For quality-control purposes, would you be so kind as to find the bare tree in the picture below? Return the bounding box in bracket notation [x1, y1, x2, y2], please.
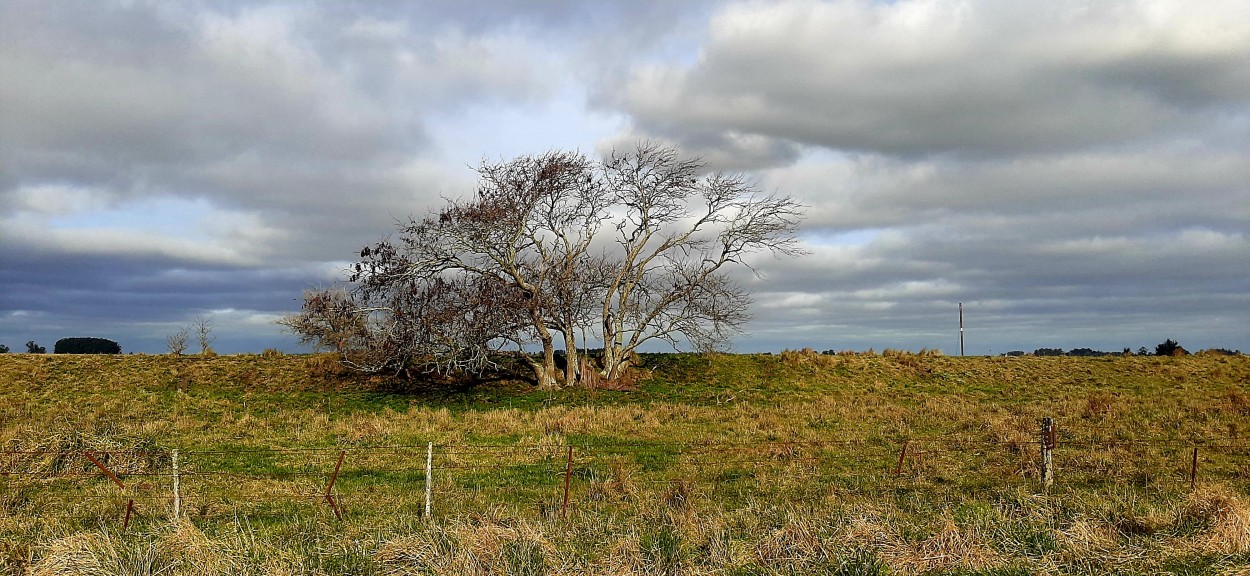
[194, 314, 216, 355]
[166, 328, 189, 356]
[385, 150, 606, 387]
[283, 143, 804, 386]
[596, 143, 805, 380]
[281, 273, 526, 376]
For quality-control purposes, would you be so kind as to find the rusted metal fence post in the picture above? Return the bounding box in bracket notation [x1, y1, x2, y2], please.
[84, 451, 135, 528]
[1190, 446, 1199, 490]
[894, 440, 910, 475]
[83, 451, 125, 489]
[324, 450, 345, 520]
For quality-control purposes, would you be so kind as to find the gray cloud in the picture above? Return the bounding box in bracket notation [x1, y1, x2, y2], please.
[611, 0, 1250, 161]
[2, 0, 1247, 355]
[0, 1, 548, 221]
[0, 0, 559, 351]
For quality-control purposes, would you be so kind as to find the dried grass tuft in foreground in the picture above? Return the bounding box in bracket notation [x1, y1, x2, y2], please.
[1184, 486, 1250, 554]
[887, 516, 1001, 573]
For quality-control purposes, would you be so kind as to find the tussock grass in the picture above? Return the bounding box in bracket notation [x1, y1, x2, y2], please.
[3, 352, 1250, 574]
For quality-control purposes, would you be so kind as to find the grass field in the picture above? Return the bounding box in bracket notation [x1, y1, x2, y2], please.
[2, 350, 1249, 575]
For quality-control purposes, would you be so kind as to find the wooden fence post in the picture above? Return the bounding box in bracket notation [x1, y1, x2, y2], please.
[171, 449, 181, 520]
[1040, 418, 1055, 491]
[561, 446, 573, 519]
[424, 442, 433, 519]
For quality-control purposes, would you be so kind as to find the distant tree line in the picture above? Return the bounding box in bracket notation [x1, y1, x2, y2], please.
[1022, 347, 1122, 357]
[1002, 339, 1241, 357]
[0, 338, 122, 354]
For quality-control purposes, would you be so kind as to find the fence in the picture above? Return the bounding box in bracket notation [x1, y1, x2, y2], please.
[2, 418, 1247, 529]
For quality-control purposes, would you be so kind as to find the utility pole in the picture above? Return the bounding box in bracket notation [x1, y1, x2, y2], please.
[959, 303, 965, 357]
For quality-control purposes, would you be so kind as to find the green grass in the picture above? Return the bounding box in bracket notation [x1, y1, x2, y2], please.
[2, 350, 1250, 574]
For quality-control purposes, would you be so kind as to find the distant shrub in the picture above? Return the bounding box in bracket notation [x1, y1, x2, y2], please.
[261, 348, 284, 358]
[53, 337, 122, 354]
[1067, 348, 1116, 357]
[1033, 348, 1064, 356]
[0, 344, 8, 354]
[1004, 350, 1026, 357]
[26, 341, 46, 354]
[1197, 348, 1241, 356]
[304, 353, 347, 379]
[1155, 339, 1188, 357]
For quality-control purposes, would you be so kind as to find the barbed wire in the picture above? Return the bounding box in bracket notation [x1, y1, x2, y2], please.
[6, 430, 1242, 460]
[5, 432, 1245, 503]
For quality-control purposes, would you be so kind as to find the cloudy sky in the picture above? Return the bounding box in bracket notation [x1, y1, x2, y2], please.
[2, 0, 1247, 355]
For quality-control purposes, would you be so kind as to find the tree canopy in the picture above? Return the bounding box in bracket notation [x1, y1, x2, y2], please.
[53, 337, 122, 354]
[1155, 339, 1188, 356]
[282, 143, 805, 387]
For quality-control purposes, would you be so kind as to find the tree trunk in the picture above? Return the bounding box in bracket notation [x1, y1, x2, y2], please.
[520, 331, 560, 389]
[599, 314, 623, 381]
[537, 335, 559, 389]
[599, 339, 632, 382]
[561, 328, 579, 387]
[604, 353, 630, 382]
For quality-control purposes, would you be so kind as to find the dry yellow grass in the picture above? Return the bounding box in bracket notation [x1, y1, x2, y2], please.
[3, 352, 1250, 574]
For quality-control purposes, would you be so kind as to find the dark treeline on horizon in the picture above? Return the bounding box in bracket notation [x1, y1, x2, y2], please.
[1003, 339, 1241, 357]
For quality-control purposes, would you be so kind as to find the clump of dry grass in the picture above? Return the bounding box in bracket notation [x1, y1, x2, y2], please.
[835, 508, 899, 550]
[882, 348, 942, 358]
[1222, 390, 1250, 416]
[30, 533, 111, 576]
[375, 511, 554, 576]
[661, 479, 696, 512]
[1082, 391, 1120, 419]
[1183, 486, 1250, 553]
[777, 347, 839, 368]
[0, 539, 32, 576]
[887, 515, 1001, 573]
[303, 353, 349, 380]
[1058, 518, 1119, 558]
[332, 413, 396, 445]
[753, 512, 832, 567]
[587, 460, 639, 504]
[153, 520, 247, 574]
[27, 521, 315, 576]
[6, 427, 168, 479]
